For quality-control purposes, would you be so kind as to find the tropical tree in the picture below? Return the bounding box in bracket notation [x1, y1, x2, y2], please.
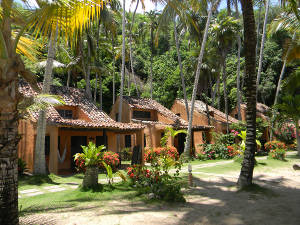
[237, 0, 257, 187]
[0, 0, 106, 223]
[157, 0, 189, 119]
[275, 68, 300, 155]
[256, 0, 270, 98]
[183, 0, 221, 157]
[211, 13, 240, 132]
[146, 10, 159, 99]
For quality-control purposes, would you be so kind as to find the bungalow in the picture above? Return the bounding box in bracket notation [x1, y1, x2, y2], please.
[230, 102, 270, 142]
[230, 102, 270, 121]
[110, 96, 213, 155]
[171, 99, 239, 134]
[18, 82, 144, 174]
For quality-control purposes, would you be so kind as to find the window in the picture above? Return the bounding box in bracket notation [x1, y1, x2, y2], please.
[235, 114, 238, 119]
[57, 109, 73, 119]
[132, 110, 151, 119]
[125, 135, 132, 148]
[115, 113, 119, 121]
[176, 113, 181, 117]
[45, 136, 50, 156]
[144, 134, 146, 147]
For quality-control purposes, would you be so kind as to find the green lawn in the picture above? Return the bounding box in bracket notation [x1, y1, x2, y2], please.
[18, 172, 125, 191]
[193, 153, 300, 175]
[19, 182, 139, 216]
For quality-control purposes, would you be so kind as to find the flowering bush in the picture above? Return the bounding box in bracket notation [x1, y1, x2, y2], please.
[264, 141, 286, 153]
[102, 151, 120, 171]
[274, 124, 297, 144]
[230, 129, 239, 137]
[269, 148, 286, 160]
[144, 146, 179, 163]
[74, 142, 119, 172]
[128, 145, 184, 202]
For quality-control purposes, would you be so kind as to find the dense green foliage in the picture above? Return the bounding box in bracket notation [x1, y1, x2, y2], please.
[22, 4, 299, 113]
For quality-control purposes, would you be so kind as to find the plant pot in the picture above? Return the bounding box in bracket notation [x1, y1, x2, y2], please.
[82, 166, 99, 188]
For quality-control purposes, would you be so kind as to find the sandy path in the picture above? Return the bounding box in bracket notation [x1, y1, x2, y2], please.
[20, 165, 300, 225]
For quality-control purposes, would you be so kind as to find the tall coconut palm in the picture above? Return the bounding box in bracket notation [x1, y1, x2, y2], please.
[156, 0, 190, 119]
[234, 0, 242, 121]
[118, 0, 126, 122]
[183, 0, 221, 156]
[256, 0, 270, 98]
[34, 0, 106, 175]
[238, 0, 257, 187]
[211, 15, 240, 132]
[146, 10, 159, 99]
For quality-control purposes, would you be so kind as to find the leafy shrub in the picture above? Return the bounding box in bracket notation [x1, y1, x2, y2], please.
[213, 132, 235, 146]
[18, 158, 28, 175]
[196, 152, 208, 161]
[268, 148, 286, 160]
[74, 142, 119, 172]
[274, 123, 297, 145]
[264, 141, 286, 153]
[102, 151, 120, 171]
[127, 146, 184, 202]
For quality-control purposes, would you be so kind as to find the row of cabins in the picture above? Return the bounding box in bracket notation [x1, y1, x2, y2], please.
[18, 82, 270, 175]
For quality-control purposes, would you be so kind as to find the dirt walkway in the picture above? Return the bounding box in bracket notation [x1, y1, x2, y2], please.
[20, 164, 300, 225]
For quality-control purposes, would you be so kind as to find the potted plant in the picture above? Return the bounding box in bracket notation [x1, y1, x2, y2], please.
[74, 142, 105, 189]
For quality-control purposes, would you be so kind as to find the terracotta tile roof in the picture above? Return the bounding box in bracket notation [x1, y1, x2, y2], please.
[19, 81, 144, 131]
[240, 102, 270, 114]
[122, 96, 213, 130]
[176, 99, 239, 124]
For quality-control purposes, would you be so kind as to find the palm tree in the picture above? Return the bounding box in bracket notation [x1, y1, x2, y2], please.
[183, 0, 221, 157]
[211, 15, 240, 132]
[146, 10, 159, 99]
[157, 0, 190, 119]
[256, 0, 270, 98]
[237, 0, 257, 187]
[0, 0, 106, 222]
[118, 0, 126, 122]
[234, 0, 242, 121]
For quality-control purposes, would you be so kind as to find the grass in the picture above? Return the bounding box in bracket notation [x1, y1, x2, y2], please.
[192, 152, 299, 175]
[18, 172, 125, 191]
[19, 182, 140, 216]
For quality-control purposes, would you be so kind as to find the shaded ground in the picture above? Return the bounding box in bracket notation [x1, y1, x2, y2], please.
[20, 154, 300, 225]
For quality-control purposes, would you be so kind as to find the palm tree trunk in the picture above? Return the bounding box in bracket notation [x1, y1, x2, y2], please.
[150, 27, 154, 99]
[34, 28, 58, 175]
[86, 36, 92, 100]
[256, 0, 270, 98]
[129, 0, 140, 97]
[234, 0, 242, 121]
[183, 1, 219, 156]
[222, 50, 229, 133]
[118, 0, 126, 122]
[112, 35, 116, 105]
[212, 73, 220, 107]
[99, 74, 103, 110]
[274, 32, 297, 106]
[67, 69, 71, 87]
[270, 32, 297, 140]
[80, 38, 92, 100]
[174, 16, 189, 120]
[217, 74, 221, 110]
[255, 1, 262, 58]
[94, 73, 98, 103]
[0, 1, 19, 221]
[238, 0, 257, 188]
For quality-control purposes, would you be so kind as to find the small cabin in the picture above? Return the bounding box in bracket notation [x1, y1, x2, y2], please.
[18, 82, 144, 174]
[110, 96, 213, 155]
[171, 99, 239, 134]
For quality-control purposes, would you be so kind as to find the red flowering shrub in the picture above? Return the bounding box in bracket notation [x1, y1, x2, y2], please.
[74, 150, 120, 172]
[127, 165, 152, 183]
[144, 146, 179, 163]
[102, 151, 120, 170]
[269, 148, 286, 160]
[264, 141, 286, 153]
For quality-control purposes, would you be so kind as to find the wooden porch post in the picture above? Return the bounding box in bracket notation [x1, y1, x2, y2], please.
[49, 126, 59, 174]
[136, 129, 144, 165]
